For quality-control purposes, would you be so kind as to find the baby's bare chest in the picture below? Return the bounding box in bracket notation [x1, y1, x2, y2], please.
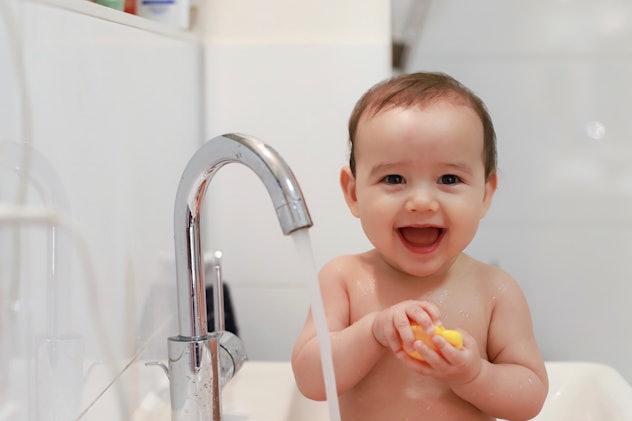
[340, 360, 493, 421]
[346, 274, 493, 350]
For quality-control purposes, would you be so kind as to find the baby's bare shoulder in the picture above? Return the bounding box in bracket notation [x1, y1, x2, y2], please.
[321, 251, 376, 275]
[465, 256, 520, 292]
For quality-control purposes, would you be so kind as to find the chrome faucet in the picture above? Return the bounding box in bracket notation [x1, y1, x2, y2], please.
[168, 133, 313, 420]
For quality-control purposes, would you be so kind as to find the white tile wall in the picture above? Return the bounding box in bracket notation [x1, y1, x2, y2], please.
[1, 1, 201, 418]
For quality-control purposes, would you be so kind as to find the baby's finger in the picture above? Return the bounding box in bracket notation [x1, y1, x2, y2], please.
[418, 301, 442, 324]
[431, 335, 457, 360]
[412, 339, 444, 367]
[397, 327, 417, 353]
[394, 311, 416, 350]
[379, 318, 406, 354]
[406, 306, 436, 335]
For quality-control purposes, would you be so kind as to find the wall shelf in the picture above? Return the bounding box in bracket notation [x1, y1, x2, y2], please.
[31, 0, 198, 43]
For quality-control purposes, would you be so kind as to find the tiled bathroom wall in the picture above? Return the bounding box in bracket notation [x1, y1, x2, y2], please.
[0, 1, 202, 418]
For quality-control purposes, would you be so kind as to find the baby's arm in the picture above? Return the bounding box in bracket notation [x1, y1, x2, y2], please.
[449, 276, 548, 420]
[291, 257, 383, 400]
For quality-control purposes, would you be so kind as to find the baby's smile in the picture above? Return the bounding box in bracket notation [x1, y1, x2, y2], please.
[398, 226, 444, 249]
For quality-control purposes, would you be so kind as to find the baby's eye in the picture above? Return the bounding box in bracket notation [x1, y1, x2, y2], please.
[382, 174, 405, 185]
[438, 174, 461, 185]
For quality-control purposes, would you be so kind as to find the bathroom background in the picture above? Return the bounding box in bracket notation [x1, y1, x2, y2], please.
[1, 0, 631, 419]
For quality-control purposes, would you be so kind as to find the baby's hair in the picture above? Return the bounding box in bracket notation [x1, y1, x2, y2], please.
[347, 72, 497, 180]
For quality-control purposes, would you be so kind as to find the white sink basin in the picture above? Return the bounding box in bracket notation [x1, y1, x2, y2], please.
[8, 359, 629, 420]
[130, 361, 323, 421]
[530, 361, 632, 421]
[221, 361, 632, 421]
[222, 362, 327, 421]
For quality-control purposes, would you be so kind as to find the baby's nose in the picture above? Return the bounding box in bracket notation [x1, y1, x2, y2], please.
[405, 186, 439, 213]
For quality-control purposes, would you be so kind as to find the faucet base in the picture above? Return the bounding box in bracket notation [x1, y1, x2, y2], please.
[168, 335, 222, 420]
[167, 331, 246, 421]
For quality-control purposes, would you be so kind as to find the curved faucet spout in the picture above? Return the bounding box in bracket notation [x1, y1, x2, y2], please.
[173, 133, 313, 338]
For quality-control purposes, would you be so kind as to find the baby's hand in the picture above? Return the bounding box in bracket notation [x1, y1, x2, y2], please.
[401, 328, 482, 386]
[372, 300, 441, 356]
[404, 324, 463, 361]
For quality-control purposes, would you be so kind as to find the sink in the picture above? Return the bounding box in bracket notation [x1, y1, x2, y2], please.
[222, 362, 325, 421]
[222, 361, 632, 421]
[529, 361, 632, 421]
[6, 360, 631, 420]
[137, 361, 632, 421]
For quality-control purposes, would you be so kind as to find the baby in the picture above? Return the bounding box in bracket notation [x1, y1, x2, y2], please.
[292, 72, 548, 420]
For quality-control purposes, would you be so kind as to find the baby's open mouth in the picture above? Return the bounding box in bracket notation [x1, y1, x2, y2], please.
[398, 226, 443, 248]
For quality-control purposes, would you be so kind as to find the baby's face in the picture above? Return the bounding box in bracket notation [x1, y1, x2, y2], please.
[343, 102, 496, 277]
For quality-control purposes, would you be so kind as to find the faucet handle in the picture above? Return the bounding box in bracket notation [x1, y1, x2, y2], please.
[219, 331, 247, 386]
[145, 360, 170, 379]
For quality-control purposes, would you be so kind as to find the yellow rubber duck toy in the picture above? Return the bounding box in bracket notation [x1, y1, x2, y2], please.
[406, 323, 463, 361]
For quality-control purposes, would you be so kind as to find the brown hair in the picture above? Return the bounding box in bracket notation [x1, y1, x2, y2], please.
[347, 72, 497, 180]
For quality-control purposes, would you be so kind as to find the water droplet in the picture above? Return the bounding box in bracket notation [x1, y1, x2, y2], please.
[586, 120, 606, 140]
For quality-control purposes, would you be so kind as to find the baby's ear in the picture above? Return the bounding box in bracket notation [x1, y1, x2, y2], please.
[340, 166, 360, 218]
[480, 171, 498, 218]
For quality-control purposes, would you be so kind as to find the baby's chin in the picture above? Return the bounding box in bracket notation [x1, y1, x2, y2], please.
[379, 253, 451, 280]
